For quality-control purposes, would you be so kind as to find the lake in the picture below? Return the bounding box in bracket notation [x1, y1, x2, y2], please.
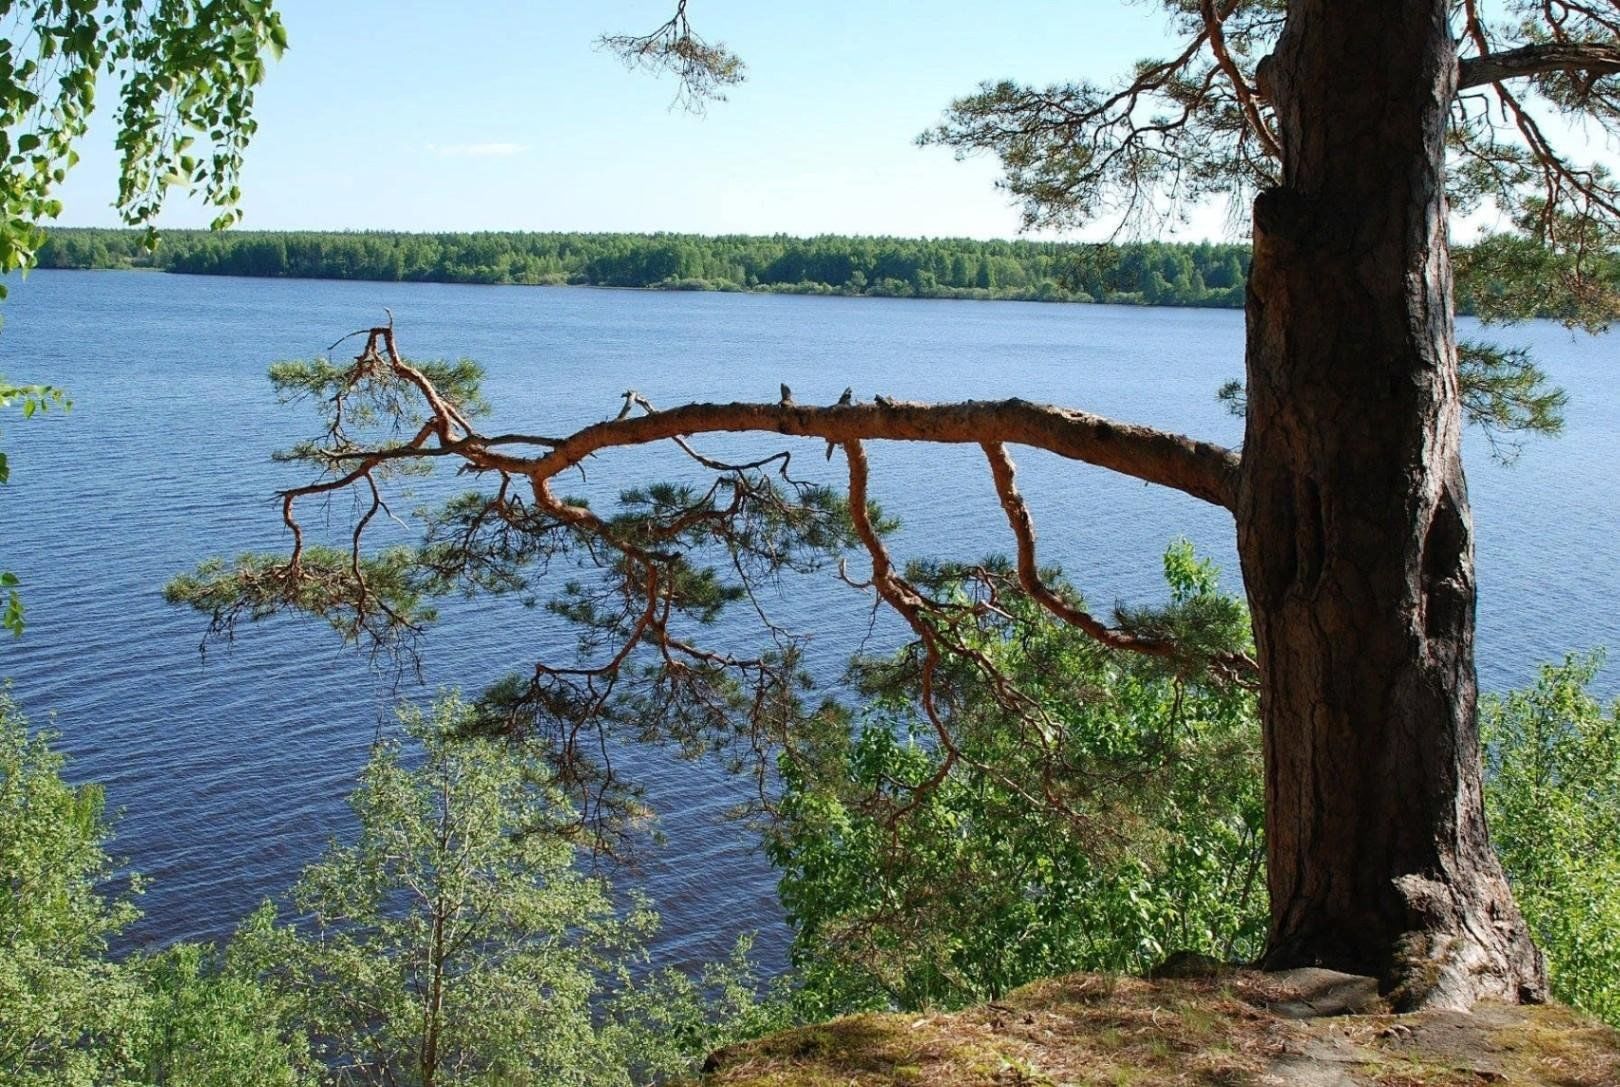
[0, 270, 1614, 971]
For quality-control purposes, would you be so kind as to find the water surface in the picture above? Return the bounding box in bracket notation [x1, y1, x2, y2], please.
[0, 271, 1613, 966]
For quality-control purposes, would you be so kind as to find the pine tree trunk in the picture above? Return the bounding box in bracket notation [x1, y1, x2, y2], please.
[1236, 0, 1547, 1007]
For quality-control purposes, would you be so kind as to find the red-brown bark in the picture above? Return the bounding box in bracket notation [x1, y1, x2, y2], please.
[1238, 0, 1546, 1007]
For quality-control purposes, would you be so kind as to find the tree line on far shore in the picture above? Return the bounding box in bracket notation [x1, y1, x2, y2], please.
[38, 228, 1253, 306]
[37, 228, 1586, 317]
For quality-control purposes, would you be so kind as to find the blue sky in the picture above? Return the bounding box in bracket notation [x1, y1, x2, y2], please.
[56, 1, 1232, 240]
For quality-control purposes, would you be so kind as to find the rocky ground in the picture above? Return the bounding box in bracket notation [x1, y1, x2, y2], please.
[695, 968, 1620, 1085]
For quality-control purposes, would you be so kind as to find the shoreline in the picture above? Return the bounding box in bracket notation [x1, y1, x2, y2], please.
[28, 264, 1249, 312]
[31, 227, 1256, 310]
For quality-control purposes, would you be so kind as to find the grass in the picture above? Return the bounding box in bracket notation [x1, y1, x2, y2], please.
[696, 972, 1620, 1086]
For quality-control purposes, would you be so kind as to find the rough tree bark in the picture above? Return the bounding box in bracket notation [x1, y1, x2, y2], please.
[1238, 0, 1546, 1006]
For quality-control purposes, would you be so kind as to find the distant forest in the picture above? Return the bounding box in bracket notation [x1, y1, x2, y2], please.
[37, 228, 1253, 307]
[33, 228, 1561, 316]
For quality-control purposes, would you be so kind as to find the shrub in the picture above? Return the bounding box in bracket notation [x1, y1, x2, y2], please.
[1484, 652, 1620, 1025]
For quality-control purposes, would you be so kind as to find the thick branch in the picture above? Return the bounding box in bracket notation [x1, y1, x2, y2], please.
[982, 441, 1179, 659]
[983, 441, 1255, 682]
[179, 328, 1260, 844]
[517, 398, 1239, 511]
[1460, 42, 1620, 89]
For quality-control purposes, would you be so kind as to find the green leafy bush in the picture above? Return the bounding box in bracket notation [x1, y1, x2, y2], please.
[0, 689, 145, 1085]
[234, 694, 775, 1085]
[0, 690, 317, 1085]
[1, 690, 777, 1084]
[767, 544, 1267, 1014]
[1484, 653, 1620, 1025]
[12, 600, 1620, 1076]
[128, 941, 314, 1086]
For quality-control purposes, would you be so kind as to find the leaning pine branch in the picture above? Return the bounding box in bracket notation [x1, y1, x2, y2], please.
[515, 397, 1240, 511]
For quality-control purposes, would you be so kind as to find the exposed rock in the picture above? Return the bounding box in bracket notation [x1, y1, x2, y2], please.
[1263, 967, 1383, 1018]
[696, 971, 1620, 1086]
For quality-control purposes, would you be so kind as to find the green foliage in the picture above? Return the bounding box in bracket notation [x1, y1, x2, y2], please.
[913, 0, 1620, 477]
[171, 338, 876, 834]
[918, 1, 1620, 334]
[1483, 653, 1620, 1026]
[0, 0, 283, 280]
[233, 695, 634, 1085]
[1455, 223, 1620, 334]
[1456, 341, 1568, 461]
[768, 544, 1266, 1013]
[606, 936, 796, 1083]
[0, 380, 68, 426]
[164, 546, 437, 653]
[919, 1, 1281, 233]
[233, 693, 771, 1086]
[1113, 543, 1253, 675]
[0, 691, 311, 1084]
[128, 941, 314, 1086]
[40, 228, 1616, 327]
[1216, 344, 1568, 464]
[37, 227, 1256, 308]
[0, 687, 779, 1084]
[0, 379, 67, 634]
[270, 356, 488, 434]
[0, 689, 143, 1085]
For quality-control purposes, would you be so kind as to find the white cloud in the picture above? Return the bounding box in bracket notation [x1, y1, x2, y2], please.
[424, 141, 525, 158]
